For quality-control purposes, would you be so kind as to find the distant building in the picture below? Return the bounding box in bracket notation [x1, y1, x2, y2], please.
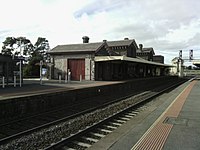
[193, 60, 200, 68]
[170, 57, 184, 77]
[0, 54, 14, 84]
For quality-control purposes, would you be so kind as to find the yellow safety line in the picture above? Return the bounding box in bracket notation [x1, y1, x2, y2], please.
[131, 81, 195, 150]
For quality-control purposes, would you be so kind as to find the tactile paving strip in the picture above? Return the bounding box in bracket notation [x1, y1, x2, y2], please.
[131, 81, 197, 150]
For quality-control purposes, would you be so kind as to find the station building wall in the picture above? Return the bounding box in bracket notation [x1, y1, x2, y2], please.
[52, 54, 95, 81]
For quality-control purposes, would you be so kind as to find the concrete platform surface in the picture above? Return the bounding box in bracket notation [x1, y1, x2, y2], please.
[88, 80, 200, 150]
[0, 78, 121, 100]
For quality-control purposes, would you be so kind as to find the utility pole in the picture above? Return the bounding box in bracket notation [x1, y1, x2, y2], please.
[40, 60, 43, 85]
[19, 39, 22, 87]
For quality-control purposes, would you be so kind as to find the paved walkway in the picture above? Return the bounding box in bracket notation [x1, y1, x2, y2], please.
[88, 80, 200, 150]
[132, 80, 197, 149]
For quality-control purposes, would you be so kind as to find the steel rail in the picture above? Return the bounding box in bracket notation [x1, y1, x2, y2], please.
[44, 80, 186, 150]
[0, 80, 183, 145]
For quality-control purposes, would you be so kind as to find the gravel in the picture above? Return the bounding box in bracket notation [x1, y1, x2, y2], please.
[0, 91, 152, 150]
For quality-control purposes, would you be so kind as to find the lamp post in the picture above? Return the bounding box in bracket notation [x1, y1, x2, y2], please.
[40, 60, 43, 85]
[19, 58, 22, 87]
[19, 40, 22, 87]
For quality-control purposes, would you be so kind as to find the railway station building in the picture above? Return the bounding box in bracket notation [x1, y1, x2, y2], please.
[49, 37, 170, 81]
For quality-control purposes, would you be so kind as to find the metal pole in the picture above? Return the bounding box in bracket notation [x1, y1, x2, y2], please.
[59, 75, 61, 83]
[40, 60, 43, 85]
[19, 60, 22, 87]
[68, 70, 71, 83]
[14, 76, 16, 87]
[80, 74, 82, 82]
[19, 39, 22, 87]
[65, 74, 67, 83]
[2, 76, 5, 88]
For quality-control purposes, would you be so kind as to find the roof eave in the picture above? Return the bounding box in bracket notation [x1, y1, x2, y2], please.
[95, 56, 171, 67]
[48, 50, 95, 55]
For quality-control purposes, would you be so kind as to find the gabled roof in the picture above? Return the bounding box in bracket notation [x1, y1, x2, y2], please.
[137, 47, 155, 55]
[49, 38, 138, 54]
[106, 39, 138, 48]
[49, 42, 105, 54]
[171, 57, 183, 62]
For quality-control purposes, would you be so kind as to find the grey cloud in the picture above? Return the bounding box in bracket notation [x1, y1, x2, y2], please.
[112, 0, 200, 51]
[113, 23, 157, 41]
[187, 33, 200, 47]
[156, 41, 186, 51]
[68, 0, 200, 63]
[74, 0, 131, 18]
[0, 29, 10, 35]
[0, 30, 11, 42]
[111, 20, 171, 45]
[125, 0, 200, 32]
[140, 0, 200, 22]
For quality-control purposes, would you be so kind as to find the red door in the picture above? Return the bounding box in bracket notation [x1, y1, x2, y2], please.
[68, 59, 85, 80]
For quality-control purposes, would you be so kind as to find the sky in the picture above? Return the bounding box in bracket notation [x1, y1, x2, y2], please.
[0, 0, 200, 64]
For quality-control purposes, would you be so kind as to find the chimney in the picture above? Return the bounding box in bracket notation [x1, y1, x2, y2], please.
[82, 36, 89, 43]
[139, 44, 143, 51]
[124, 38, 129, 40]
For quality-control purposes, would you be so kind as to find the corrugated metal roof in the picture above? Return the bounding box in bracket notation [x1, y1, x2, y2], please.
[49, 42, 104, 53]
[95, 56, 171, 67]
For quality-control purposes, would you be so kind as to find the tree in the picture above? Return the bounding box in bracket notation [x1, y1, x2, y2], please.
[23, 52, 43, 77]
[17, 37, 34, 56]
[23, 37, 50, 77]
[1, 36, 50, 77]
[34, 37, 50, 62]
[1, 37, 33, 57]
[1, 37, 16, 55]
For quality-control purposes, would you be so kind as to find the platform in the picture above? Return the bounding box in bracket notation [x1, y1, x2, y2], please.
[0, 79, 121, 100]
[88, 79, 200, 150]
[1, 77, 180, 126]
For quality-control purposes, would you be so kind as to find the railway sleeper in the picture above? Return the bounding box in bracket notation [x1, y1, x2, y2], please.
[97, 128, 112, 134]
[103, 125, 117, 130]
[82, 136, 99, 143]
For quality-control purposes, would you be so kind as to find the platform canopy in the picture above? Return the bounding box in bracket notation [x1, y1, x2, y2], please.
[95, 56, 171, 67]
[193, 60, 200, 67]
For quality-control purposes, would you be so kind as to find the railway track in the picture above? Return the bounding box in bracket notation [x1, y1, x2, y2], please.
[0, 90, 142, 143]
[45, 102, 150, 150]
[44, 81, 186, 150]
[0, 79, 186, 149]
